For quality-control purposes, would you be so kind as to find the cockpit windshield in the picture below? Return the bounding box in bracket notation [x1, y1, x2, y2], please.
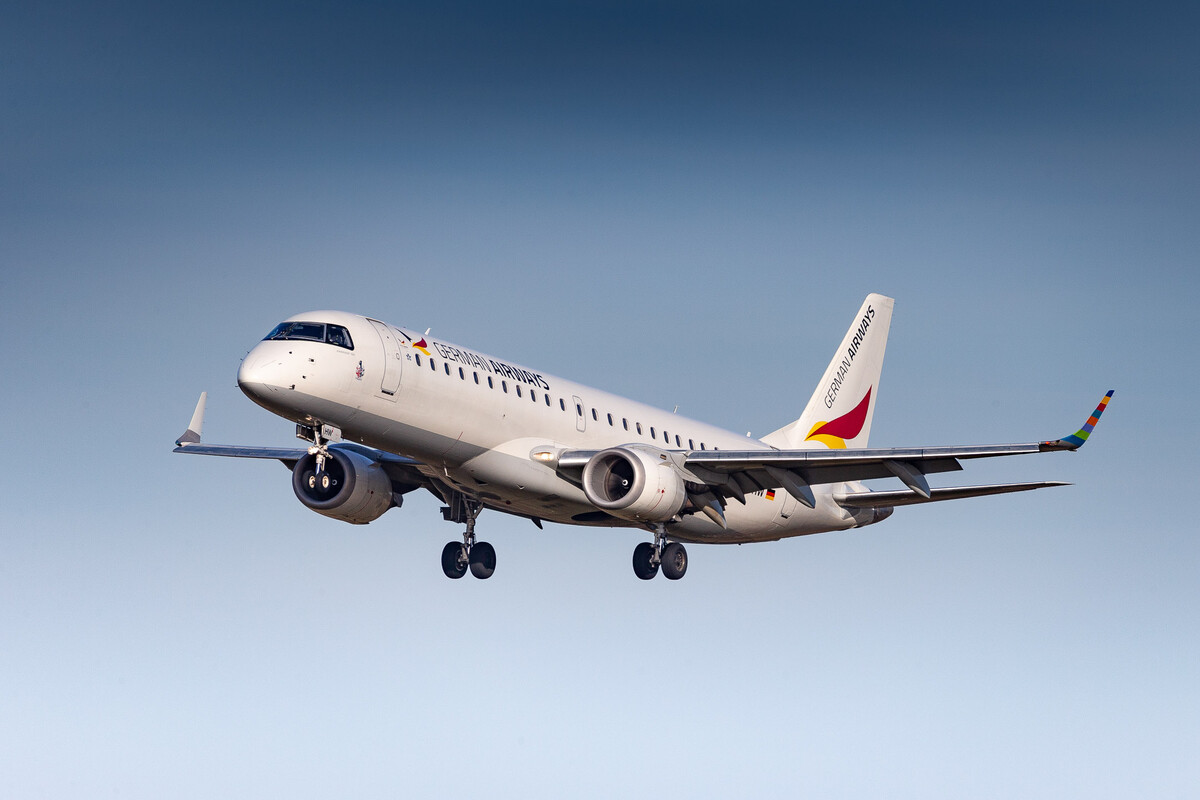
[264, 321, 354, 350]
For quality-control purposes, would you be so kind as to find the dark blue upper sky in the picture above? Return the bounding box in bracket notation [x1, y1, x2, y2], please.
[8, 1, 1196, 182]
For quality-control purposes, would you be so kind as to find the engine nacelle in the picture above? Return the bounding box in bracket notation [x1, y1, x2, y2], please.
[581, 446, 688, 523]
[291, 447, 394, 525]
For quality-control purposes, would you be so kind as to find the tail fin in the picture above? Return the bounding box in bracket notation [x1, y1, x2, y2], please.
[761, 294, 894, 450]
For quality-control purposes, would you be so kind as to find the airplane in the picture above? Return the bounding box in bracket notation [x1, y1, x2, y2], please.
[174, 293, 1112, 581]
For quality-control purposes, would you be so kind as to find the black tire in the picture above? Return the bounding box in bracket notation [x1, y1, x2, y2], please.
[632, 542, 659, 580]
[661, 542, 688, 580]
[441, 541, 467, 579]
[469, 541, 496, 579]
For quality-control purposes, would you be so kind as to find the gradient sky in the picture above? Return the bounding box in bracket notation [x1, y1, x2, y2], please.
[3, 2, 1198, 797]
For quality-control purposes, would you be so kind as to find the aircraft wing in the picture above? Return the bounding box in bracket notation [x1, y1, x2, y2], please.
[172, 392, 430, 491]
[172, 442, 311, 465]
[559, 391, 1113, 511]
[681, 390, 1112, 507]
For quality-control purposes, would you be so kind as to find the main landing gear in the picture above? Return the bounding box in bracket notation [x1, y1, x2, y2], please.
[632, 525, 688, 581]
[440, 494, 495, 580]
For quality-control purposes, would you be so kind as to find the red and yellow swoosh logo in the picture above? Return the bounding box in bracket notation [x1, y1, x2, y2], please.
[804, 387, 872, 449]
[412, 338, 431, 356]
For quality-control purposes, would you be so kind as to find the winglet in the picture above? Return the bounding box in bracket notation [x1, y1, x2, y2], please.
[176, 392, 207, 446]
[1041, 390, 1113, 451]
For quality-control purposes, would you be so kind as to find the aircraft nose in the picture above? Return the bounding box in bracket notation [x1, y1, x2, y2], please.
[237, 345, 281, 400]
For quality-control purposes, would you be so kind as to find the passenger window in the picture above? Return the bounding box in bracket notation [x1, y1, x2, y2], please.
[444, 363, 451, 375]
[502, 381, 508, 393]
[591, 409, 598, 421]
[607, 413, 613, 426]
[559, 399, 566, 411]
[531, 390, 537, 402]
[458, 367, 464, 379]
[488, 376, 494, 388]
[430, 359, 436, 371]
[544, 395, 551, 406]
[636, 423, 643, 435]
[650, 427, 656, 439]
[516, 385, 522, 398]
[663, 430, 669, 442]
[675, 435, 681, 447]
[474, 372, 479, 384]
[623, 419, 629, 431]
[415, 354, 422, 367]
[576, 404, 583, 416]
[688, 439, 694, 449]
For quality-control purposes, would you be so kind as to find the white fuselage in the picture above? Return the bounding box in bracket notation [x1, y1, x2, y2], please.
[236, 311, 862, 543]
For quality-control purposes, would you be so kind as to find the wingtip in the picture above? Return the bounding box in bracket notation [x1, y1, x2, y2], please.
[175, 392, 207, 447]
[1041, 390, 1113, 451]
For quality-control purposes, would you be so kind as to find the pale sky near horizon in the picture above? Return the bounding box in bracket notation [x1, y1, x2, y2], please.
[3, 2, 1198, 797]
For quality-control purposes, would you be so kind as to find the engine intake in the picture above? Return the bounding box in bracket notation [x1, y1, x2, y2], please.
[292, 447, 394, 524]
[581, 446, 687, 523]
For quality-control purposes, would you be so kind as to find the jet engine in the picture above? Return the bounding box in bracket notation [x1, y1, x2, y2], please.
[291, 447, 394, 524]
[581, 446, 688, 523]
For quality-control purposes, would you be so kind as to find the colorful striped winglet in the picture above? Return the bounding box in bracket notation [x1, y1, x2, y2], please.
[1043, 390, 1114, 450]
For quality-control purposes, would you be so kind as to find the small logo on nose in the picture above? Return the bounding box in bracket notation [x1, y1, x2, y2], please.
[355, 361, 365, 380]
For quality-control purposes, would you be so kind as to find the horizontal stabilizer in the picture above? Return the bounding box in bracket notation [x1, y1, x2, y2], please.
[834, 481, 1070, 508]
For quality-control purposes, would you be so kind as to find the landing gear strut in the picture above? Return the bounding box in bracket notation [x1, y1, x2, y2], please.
[298, 423, 335, 492]
[632, 525, 688, 581]
[440, 493, 495, 580]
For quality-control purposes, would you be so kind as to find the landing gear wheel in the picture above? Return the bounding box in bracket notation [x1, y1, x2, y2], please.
[441, 541, 467, 579]
[661, 542, 688, 580]
[632, 542, 659, 580]
[469, 541, 496, 579]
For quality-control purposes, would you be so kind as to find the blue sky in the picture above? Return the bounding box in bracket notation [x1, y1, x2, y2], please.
[3, 2, 1198, 797]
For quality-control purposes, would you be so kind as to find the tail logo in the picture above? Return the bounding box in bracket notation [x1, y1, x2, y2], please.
[805, 387, 872, 449]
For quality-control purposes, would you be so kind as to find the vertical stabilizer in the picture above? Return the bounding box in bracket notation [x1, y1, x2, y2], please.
[761, 294, 893, 450]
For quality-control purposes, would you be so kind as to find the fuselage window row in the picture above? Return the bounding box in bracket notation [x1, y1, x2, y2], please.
[409, 356, 706, 448]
